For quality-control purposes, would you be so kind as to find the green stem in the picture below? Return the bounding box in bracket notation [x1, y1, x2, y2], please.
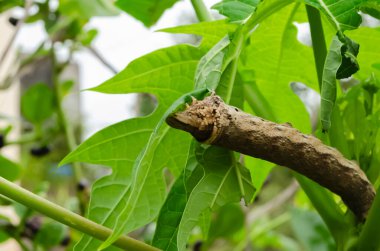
[306, 4, 327, 91]
[51, 46, 87, 214]
[232, 152, 245, 199]
[14, 236, 28, 251]
[190, 0, 213, 22]
[357, 186, 380, 250]
[0, 177, 159, 251]
[243, 84, 276, 121]
[224, 51, 240, 104]
[5, 132, 41, 146]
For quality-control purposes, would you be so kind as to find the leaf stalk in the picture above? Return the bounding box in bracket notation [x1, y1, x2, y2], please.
[0, 177, 159, 251]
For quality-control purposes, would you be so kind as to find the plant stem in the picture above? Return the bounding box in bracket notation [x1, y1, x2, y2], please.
[0, 0, 32, 70]
[0, 177, 159, 251]
[306, 4, 327, 91]
[87, 46, 118, 74]
[190, 0, 213, 22]
[357, 186, 380, 250]
[51, 45, 87, 214]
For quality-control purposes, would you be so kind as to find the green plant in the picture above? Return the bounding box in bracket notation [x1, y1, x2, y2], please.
[0, 0, 380, 250]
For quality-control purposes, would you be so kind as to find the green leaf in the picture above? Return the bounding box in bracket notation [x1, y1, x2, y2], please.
[194, 35, 231, 90]
[68, 116, 153, 251]
[79, 28, 98, 46]
[176, 145, 254, 251]
[159, 20, 238, 50]
[347, 27, 380, 80]
[59, 0, 120, 18]
[212, 0, 261, 22]
[98, 88, 211, 250]
[320, 35, 343, 132]
[154, 143, 254, 251]
[115, 0, 179, 27]
[62, 44, 204, 250]
[357, 185, 380, 250]
[208, 203, 245, 240]
[0, 0, 23, 13]
[152, 142, 204, 251]
[336, 36, 360, 79]
[242, 2, 318, 132]
[303, 0, 363, 32]
[21, 83, 54, 124]
[244, 156, 274, 200]
[92, 45, 203, 100]
[0, 156, 21, 181]
[291, 208, 336, 251]
[360, 0, 380, 19]
[320, 34, 359, 132]
[34, 222, 66, 248]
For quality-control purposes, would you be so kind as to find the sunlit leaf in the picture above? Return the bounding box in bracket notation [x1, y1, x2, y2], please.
[242, 3, 317, 132]
[176, 145, 254, 251]
[360, 0, 380, 19]
[99, 88, 209, 249]
[154, 143, 254, 251]
[212, 0, 261, 22]
[347, 27, 380, 80]
[62, 44, 204, 250]
[159, 20, 237, 50]
[194, 35, 230, 90]
[303, 0, 363, 31]
[115, 0, 179, 27]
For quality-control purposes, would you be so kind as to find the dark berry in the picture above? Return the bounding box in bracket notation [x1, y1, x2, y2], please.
[30, 146, 50, 157]
[0, 134, 4, 148]
[77, 180, 88, 191]
[23, 217, 42, 238]
[8, 17, 19, 26]
[193, 241, 202, 251]
[60, 235, 71, 246]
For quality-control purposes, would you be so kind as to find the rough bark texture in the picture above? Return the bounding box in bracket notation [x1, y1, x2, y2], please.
[166, 94, 375, 221]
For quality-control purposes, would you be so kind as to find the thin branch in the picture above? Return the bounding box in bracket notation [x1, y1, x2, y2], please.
[0, 0, 32, 69]
[87, 46, 118, 74]
[0, 177, 160, 251]
[166, 94, 375, 221]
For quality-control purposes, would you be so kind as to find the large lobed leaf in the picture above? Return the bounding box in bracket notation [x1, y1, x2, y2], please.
[242, 2, 318, 132]
[62, 44, 203, 250]
[153, 143, 254, 251]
